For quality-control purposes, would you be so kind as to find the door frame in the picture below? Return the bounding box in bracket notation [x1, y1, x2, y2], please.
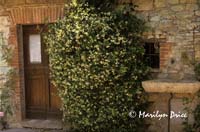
[17, 24, 60, 120]
[7, 5, 65, 122]
[17, 24, 26, 120]
[23, 25, 49, 119]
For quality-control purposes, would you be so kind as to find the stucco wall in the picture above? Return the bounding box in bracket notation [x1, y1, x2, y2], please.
[0, 8, 10, 73]
[0, 7, 10, 91]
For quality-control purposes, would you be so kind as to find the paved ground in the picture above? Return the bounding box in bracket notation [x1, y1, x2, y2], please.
[0, 128, 65, 132]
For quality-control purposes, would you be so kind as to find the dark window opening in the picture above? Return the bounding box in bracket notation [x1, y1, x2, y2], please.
[144, 42, 160, 69]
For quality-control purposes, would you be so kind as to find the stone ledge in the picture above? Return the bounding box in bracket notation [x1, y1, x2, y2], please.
[142, 79, 200, 94]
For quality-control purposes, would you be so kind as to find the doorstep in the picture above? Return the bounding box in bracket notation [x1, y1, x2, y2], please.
[21, 119, 63, 129]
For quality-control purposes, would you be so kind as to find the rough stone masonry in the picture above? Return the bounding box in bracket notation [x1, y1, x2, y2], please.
[134, 0, 200, 132]
[132, 0, 200, 80]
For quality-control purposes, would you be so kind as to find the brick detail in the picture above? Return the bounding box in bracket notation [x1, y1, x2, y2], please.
[160, 42, 172, 69]
[8, 5, 64, 24]
[8, 25, 23, 121]
[6, 4, 65, 121]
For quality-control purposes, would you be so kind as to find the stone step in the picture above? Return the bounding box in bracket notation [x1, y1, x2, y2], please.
[21, 119, 63, 129]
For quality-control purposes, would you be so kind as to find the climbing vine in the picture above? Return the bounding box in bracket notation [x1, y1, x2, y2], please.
[76, 0, 116, 11]
[0, 32, 15, 129]
[44, 2, 149, 131]
[182, 1, 200, 128]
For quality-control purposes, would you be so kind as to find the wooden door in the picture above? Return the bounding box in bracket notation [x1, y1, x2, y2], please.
[23, 25, 61, 119]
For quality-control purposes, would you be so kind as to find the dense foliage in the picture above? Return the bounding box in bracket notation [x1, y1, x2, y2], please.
[77, 0, 116, 10]
[44, 2, 149, 132]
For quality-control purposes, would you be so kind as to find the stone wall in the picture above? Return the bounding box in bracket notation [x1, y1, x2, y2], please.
[0, 8, 10, 71]
[144, 92, 200, 132]
[132, 0, 199, 80]
[0, 6, 10, 89]
[135, 0, 200, 131]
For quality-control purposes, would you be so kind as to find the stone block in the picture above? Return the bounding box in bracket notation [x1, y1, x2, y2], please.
[185, 4, 198, 11]
[195, 17, 200, 22]
[0, 17, 8, 25]
[135, 0, 154, 11]
[146, 93, 170, 132]
[168, 36, 176, 42]
[195, 10, 200, 16]
[135, 12, 149, 21]
[168, 0, 179, 5]
[159, 9, 172, 17]
[170, 96, 198, 132]
[150, 16, 160, 22]
[185, 0, 197, 4]
[145, 92, 199, 132]
[170, 98, 187, 132]
[180, 0, 187, 4]
[180, 0, 196, 4]
[154, 0, 166, 8]
[171, 5, 185, 12]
